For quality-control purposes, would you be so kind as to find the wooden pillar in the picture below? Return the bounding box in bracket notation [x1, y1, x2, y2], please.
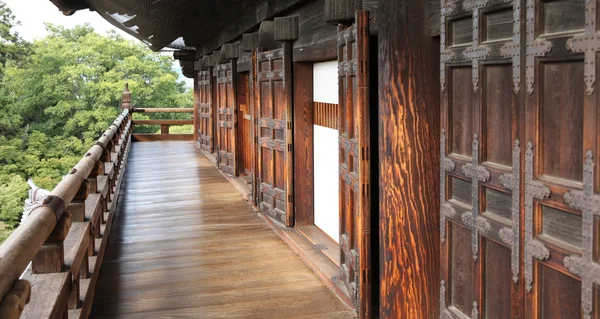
[161, 124, 169, 135]
[193, 60, 201, 143]
[274, 16, 298, 227]
[377, 0, 441, 317]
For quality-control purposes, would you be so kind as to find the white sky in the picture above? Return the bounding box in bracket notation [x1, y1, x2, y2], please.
[5, 0, 136, 41]
[4, 0, 193, 87]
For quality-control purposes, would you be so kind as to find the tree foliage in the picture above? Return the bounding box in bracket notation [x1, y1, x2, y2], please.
[0, 2, 192, 241]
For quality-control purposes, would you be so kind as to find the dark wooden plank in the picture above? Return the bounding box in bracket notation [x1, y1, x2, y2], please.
[91, 141, 354, 318]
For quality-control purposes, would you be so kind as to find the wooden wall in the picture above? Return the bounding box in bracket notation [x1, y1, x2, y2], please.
[377, 0, 440, 317]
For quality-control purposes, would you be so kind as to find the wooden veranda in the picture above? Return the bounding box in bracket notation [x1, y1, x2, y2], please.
[0, 99, 353, 319]
[91, 141, 354, 318]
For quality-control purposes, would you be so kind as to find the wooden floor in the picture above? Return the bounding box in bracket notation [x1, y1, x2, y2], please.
[91, 141, 354, 318]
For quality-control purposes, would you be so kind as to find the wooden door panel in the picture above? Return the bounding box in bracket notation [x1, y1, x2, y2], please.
[215, 62, 237, 175]
[198, 69, 214, 152]
[338, 11, 371, 317]
[441, 0, 600, 318]
[255, 45, 293, 226]
[525, 0, 599, 318]
[441, 1, 521, 318]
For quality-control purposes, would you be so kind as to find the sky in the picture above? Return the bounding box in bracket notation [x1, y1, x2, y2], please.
[4, 0, 193, 87]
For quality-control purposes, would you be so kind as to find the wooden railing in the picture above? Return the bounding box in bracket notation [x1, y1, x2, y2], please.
[0, 108, 132, 318]
[131, 107, 194, 141]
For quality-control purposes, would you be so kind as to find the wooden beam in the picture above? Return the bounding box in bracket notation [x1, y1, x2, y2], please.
[132, 108, 194, 113]
[274, 16, 299, 42]
[324, 0, 360, 24]
[132, 120, 194, 126]
[241, 33, 259, 52]
[377, 0, 441, 317]
[132, 134, 194, 142]
[194, 0, 309, 55]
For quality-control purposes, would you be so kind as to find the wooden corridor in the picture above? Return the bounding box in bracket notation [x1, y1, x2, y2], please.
[90, 141, 354, 318]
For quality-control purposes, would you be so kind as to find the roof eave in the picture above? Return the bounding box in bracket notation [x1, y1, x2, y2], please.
[49, 0, 90, 16]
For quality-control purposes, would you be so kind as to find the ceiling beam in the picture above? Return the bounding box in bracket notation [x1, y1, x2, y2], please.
[194, 0, 310, 57]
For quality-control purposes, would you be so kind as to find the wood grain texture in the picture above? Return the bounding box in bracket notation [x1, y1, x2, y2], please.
[377, 0, 440, 317]
[293, 62, 314, 226]
[91, 141, 353, 318]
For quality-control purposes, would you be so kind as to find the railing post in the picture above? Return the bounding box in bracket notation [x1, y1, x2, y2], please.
[161, 124, 169, 134]
[31, 210, 71, 274]
[66, 180, 88, 223]
[65, 182, 89, 310]
[88, 160, 103, 254]
[121, 83, 132, 110]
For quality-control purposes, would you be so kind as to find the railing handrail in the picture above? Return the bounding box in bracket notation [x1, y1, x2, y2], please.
[132, 107, 193, 113]
[0, 108, 130, 308]
[131, 107, 195, 141]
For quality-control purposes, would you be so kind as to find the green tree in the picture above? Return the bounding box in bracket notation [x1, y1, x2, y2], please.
[0, 20, 192, 242]
[0, 1, 29, 68]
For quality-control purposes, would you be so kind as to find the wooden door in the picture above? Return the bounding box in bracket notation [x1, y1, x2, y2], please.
[440, 0, 600, 318]
[523, 0, 599, 318]
[215, 62, 237, 175]
[255, 44, 293, 226]
[338, 11, 371, 317]
[237, 72, 252, 177]
[198, 69, 214, 153]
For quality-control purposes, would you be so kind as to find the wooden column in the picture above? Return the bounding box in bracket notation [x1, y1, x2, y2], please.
[377, 0, 441, 317]
[274, 16, 298, 227]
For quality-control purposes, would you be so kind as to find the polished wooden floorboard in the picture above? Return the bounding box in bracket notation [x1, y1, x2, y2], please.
[91, 142, 354, 318]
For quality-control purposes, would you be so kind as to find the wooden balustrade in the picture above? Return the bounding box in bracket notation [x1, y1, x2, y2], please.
[0, 108, 132, 319]
[131, 107, 194, 141]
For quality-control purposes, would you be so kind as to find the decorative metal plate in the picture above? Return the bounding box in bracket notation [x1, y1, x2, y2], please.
[461, 134, 490, 260]
[499, 140, 521, 283]
[441, 203, 456, 243]
[525, 0, 552, 95]
[440, 129, 456, 243]
[566, 1, 600, 95]
[524, 142, 551, 292]
[440, 2, 456, 91]
[440, 280, 453, 319]
[472, 301, 479, 319]
[499, 0, 522, 93]
[462, 1, 491, 92]
[562, 151, 600, 319]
